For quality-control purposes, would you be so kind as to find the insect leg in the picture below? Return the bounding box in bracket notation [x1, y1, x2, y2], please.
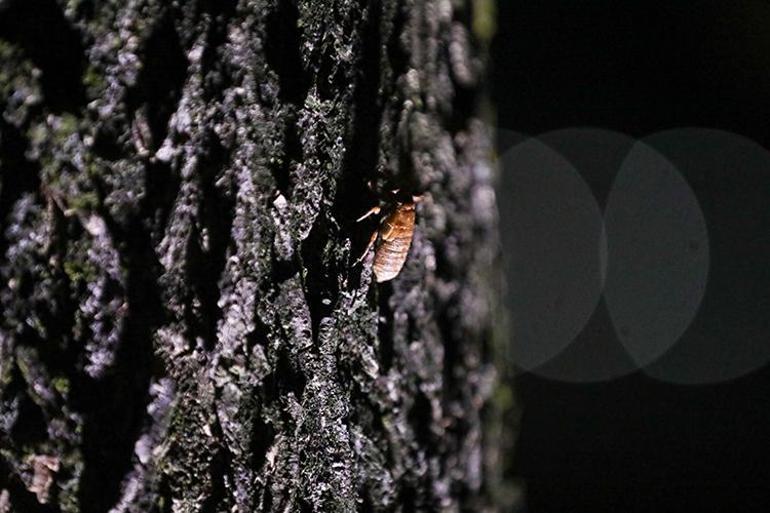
[354, 230, 378, 265]
[356, 205, 381, 222]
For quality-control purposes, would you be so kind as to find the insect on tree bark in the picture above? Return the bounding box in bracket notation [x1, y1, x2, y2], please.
[356, 195, 420, 283]
[0, 0, 505, 511]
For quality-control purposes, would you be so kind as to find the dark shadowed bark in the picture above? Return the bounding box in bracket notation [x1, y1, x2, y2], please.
[0, 0, 501, 511]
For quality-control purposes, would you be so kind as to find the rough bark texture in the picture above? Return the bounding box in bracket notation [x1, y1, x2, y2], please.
[0, 0, 500, 511]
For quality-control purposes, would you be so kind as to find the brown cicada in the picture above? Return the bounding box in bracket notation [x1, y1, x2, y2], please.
[356, 195, 421, 282]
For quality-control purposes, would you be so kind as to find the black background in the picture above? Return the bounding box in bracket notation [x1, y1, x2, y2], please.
[492, 2, 770, 512]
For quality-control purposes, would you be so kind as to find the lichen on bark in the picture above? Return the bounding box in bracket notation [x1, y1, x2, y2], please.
[0, 0, 501, 512]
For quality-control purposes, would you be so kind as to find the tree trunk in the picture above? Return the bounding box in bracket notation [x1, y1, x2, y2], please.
[0, 0, 500, 511]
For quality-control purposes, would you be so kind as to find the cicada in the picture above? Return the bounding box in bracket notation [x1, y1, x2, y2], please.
[356, 196, 420, 282]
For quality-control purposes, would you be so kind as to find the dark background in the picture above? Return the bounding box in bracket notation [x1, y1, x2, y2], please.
[492, 2, 770, 512]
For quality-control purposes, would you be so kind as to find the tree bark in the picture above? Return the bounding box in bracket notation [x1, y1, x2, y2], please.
[0, 0, 500, 511]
